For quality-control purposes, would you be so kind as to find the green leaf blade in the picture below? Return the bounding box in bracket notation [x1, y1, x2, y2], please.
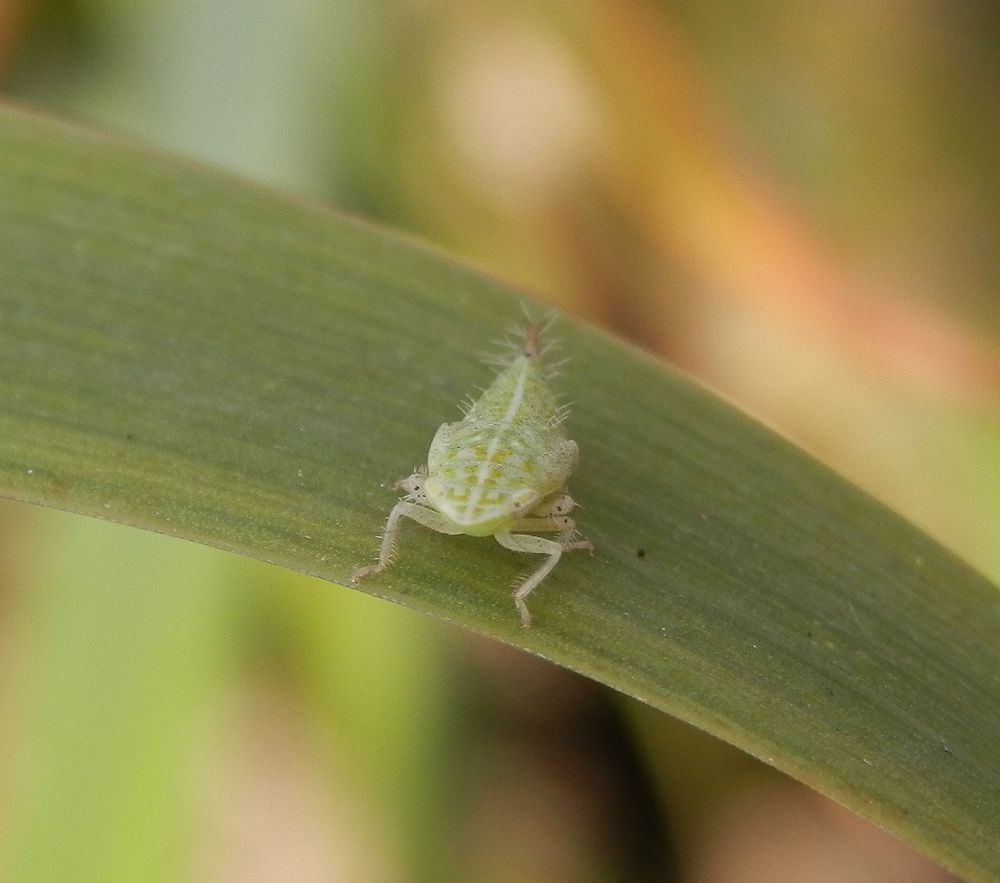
[2, 103, 999, 881]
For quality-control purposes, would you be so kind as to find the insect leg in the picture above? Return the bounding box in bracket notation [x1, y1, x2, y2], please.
[509, 515, 575, 534]
[495, 530, 562, 628]
[494, 529, 586, 628]
[352, 500, 462, 584]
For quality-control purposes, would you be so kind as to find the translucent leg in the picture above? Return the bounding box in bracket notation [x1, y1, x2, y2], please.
[352, 500, 462, 584]
[495, 529, 593, 627]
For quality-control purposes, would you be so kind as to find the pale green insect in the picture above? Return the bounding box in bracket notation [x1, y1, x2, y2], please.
[352, 322, 592, 627]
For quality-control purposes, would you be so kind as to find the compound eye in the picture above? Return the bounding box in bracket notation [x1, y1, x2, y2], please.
[396, 473, 425, 495]
[553, 494, 573, 515]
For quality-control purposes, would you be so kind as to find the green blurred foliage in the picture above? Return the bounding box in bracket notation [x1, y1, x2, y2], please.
[2, 0, 997, 880]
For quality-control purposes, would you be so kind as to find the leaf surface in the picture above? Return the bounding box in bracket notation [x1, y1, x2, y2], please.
[1, 104, 998, 881]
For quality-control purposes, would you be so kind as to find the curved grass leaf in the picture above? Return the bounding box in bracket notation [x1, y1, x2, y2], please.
[1, 103, 998, 881]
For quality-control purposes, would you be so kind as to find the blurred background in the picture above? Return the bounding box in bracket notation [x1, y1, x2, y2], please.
[2, 1, 999, 880]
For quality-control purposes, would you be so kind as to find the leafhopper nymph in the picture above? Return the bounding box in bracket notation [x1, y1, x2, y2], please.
[352, 322, 592, 627]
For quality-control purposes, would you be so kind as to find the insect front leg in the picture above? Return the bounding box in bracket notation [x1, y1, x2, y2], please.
[494, 530, 562, 628]
[495, 527, 593, 628]
[352, 499, 462, 584]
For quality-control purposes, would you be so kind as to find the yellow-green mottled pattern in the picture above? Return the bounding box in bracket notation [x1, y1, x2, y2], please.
[425, 354, 578, 536]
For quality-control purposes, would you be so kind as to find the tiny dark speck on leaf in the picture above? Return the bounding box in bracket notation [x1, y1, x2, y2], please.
[807, 631, 813, 638]
[636, 548, 646, 558]
[126, 433, 135, 441]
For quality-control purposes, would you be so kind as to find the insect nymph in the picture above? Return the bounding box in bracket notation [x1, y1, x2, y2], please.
[352, 322, 592, 627]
